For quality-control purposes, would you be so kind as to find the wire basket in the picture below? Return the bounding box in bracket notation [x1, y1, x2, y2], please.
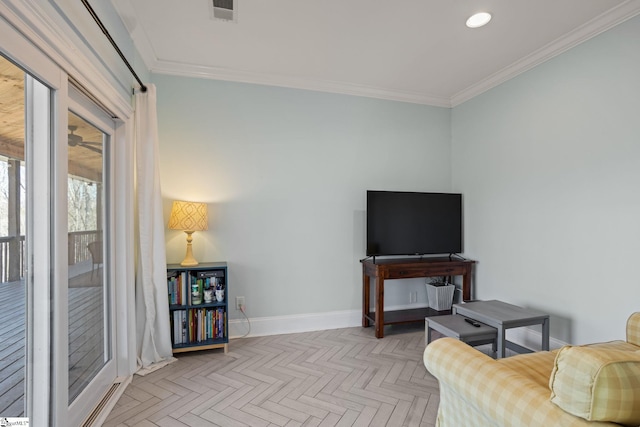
[426, 283, 455, 311]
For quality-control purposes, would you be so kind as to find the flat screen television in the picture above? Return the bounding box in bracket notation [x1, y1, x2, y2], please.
[366, 190, 462, 256]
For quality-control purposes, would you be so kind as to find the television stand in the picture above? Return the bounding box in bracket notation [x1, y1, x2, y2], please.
[361, 257, 476, 338]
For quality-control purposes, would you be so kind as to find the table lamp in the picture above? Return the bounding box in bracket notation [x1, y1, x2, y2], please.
[168, 200, 208, 266]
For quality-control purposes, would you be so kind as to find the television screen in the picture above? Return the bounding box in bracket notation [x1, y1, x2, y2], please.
[366, 191, 462, 256]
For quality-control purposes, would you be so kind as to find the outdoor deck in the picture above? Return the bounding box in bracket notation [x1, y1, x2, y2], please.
[0, 279, 25, 416]
[0, 269, 104, 416]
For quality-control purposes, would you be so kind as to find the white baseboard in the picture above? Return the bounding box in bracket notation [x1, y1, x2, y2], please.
[229, 309, 362, 338]
[507, 327, 567, 351]
[228, 305, 569, 353]
[228, 303, 435, 339]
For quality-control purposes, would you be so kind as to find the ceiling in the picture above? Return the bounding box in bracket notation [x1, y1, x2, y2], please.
[113, 0, 640, 107]
[0, 56, 103, 182]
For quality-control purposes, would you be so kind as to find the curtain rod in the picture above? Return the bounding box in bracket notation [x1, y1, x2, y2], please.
[81, 0, 148, 93]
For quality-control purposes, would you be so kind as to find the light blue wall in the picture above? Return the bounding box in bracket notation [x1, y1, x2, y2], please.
[152, 75, 453, 319]
[152, 13, 640, 341]
[452, 15, 640, 344]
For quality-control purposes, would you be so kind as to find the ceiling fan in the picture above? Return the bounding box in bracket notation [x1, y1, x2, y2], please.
[68, 125, 102, 154]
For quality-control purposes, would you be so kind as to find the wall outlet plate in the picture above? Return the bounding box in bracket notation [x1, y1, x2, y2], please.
[236, 296, 245, 310]
[409, 291, 418, 304]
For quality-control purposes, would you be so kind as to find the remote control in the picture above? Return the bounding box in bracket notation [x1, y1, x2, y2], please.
[464, 318, 481, 327]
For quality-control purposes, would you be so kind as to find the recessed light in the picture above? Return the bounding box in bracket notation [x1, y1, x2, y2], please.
[466, 12, 492, 28]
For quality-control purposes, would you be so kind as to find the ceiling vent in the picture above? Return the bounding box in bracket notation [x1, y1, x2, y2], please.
[210, 0, 237, 23]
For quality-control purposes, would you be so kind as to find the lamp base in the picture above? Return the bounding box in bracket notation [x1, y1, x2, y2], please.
[180, 258, 199, 267]
[180, 231, 199, 266]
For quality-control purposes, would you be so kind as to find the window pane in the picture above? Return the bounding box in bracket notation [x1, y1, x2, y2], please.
[0, 55, 27, 416]
[67, 111, 108, 404]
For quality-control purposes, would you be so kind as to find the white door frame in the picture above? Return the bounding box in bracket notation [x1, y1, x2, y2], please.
[0, 4, 136, 426]
[2, 15, 62, 426]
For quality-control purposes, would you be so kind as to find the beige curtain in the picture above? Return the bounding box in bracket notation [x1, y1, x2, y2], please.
[134, 84, 174, 371]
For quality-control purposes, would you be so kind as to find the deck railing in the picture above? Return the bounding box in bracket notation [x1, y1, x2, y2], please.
[0, 230, 101, 283]
[0, 235, 25, 283]
[68, 230, 101, 267]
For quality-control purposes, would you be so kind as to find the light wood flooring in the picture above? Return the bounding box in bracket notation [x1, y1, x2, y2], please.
[103, 325, 440, 427]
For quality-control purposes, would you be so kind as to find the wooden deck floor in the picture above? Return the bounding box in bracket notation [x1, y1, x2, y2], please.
[0, 279, 25, 416]
[0, 269, 104, 416]
[68, 276, 104, 404]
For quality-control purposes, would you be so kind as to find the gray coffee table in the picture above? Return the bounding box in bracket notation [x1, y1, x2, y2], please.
[453, 300, 550, 358]
[425, 315, 497, 353]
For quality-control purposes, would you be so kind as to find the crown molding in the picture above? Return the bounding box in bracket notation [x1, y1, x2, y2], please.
[451, 0, 640, 107]
[149, 59, 454, 107]
[123, 0, 640, 109]
[111, 0, 451, 107]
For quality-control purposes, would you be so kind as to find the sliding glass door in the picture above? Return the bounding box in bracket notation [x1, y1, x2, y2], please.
[1, 14, 125, 426]
[0, 46, 55, 424]
[66, 89, 117, 427]
[0, 53, 29, 419]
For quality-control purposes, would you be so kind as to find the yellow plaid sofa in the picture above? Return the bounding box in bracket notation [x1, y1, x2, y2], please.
[423, 313, 640, 427]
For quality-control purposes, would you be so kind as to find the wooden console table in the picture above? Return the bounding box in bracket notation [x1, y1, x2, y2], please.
[361, 257, 476, 338]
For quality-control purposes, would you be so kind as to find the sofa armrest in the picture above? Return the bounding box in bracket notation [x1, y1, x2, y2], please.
[627, 312, 640, 346]
[423, 338, 617, 427]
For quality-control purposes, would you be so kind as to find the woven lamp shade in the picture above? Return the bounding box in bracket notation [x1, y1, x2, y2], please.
[168, 201, 208, 231]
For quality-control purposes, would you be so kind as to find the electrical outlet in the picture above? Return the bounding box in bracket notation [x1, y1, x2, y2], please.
[409, 291, 418, 304]
[236, 296, 245, 310]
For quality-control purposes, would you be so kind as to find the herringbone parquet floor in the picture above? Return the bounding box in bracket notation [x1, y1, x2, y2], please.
[103, 325, 440, 427]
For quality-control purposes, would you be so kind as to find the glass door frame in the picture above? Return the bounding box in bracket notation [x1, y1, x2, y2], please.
[63, 86, 117, 427]
[1, 15, 63, 426]
[0, 7, 137, 426]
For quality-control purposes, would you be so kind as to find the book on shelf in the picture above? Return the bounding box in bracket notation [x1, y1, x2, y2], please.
[171, 310, 176, 344]
[180, 272, 186, 305]
[168, 271, 191, 306]
[167, 270, 177, 305]
[171, 310, 188, 345]
[176, 307, 227, 343]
